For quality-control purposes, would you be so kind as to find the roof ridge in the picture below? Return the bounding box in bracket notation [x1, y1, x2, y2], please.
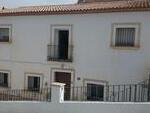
[0, 0, 150, 16]
[7, 0, 150, 10]
[18, 3, 78, 9]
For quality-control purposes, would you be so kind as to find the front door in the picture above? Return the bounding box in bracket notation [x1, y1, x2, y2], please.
[55, 72, 71, 100]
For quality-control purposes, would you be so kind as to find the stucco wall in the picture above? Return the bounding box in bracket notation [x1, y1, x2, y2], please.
[0, 12, 150, 88]
[0, 101, 149, 113]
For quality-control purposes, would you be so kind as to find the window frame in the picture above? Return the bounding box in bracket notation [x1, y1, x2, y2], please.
[49, 25, 73, 61]
[50, 25, 72, 46]
[87, 83, 104, 101]
[0, 24, 12, 43]
[25, 73, 43, 91]
[0, 70, 11, 88]
[83, 79, 108, 101]
[111, 23, 140, 48]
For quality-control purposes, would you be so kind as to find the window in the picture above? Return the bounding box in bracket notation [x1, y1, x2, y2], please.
[83, 79, 108, 101]
[87, 83, 104, 101]
[0, 71, 10, 87]
[54, 29, 69, 60]
[25, 73, 43, 92]
[0, 25, 12, 42]
[112, 23, 140, 48]
[48, 25, 73, 62]
[28, 76, 40, 91]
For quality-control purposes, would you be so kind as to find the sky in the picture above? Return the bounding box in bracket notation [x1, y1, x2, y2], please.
[0, 0, 78, 8]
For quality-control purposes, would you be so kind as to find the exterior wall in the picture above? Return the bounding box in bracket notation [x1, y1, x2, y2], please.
[0, 12, 150, 89]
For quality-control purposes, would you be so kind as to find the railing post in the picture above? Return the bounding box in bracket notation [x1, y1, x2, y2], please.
[51, 82, 65, 103]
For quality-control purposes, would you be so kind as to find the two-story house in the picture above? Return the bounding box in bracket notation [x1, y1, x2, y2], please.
[0, 0, 150, 100]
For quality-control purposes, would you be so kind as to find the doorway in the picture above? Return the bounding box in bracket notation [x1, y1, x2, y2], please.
[54, 72, 71, 100]
[58, 30, 69, 60]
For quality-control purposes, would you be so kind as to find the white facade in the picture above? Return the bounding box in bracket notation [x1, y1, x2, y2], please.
[0, 11, 150, 89]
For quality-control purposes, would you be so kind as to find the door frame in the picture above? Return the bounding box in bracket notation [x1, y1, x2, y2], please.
[50, 68, 75, 99]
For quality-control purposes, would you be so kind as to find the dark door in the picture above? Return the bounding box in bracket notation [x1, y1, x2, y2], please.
[58, 30, 69, 60]
[55, 72, 71, 100]
[87, 83, 104, 101]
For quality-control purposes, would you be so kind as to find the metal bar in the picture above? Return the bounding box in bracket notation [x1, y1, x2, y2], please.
[148, 74, 150, 101]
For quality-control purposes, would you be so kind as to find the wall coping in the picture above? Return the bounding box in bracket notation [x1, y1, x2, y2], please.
[0, 101, 149, 105]
[51, 82, 66, 87]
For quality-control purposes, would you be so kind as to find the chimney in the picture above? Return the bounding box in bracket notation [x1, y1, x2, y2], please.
[78, 0, 125, 3]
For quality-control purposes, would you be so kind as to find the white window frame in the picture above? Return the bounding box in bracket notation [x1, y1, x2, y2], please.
[50, 25, 73, 59]
[0, 24, 12, 42]
[51, 25, 72, 45]
[0, 70, 11, 88]
[25, 73, 43, 90]
[111, 23, 140, 48]
[83, 79, 108, 101]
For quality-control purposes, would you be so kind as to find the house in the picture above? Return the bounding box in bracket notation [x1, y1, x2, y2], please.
[0, 0, 150, 101]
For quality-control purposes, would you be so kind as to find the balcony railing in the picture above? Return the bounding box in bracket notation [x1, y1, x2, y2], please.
[47, 45, 73, 62]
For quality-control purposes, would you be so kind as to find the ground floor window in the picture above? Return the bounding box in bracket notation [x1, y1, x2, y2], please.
[0, 71, 9, 87]
[28, 76, 40, 91]
[25, 73, 43, 92]
[87, 83, 104, 101]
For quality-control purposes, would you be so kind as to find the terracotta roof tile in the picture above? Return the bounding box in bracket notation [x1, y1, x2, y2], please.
[0, 0, 150, 16]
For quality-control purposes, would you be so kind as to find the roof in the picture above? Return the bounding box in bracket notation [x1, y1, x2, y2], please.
[0, 0, 150, 16]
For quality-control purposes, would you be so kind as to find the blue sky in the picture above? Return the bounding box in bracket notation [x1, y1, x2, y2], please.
[0, 0, 78, 8]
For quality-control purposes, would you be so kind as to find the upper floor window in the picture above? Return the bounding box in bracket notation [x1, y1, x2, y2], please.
[0, 71, 10, 88]
[48, 25, 73, 62]
[0, 25, 12, 42]
[111, 23, 140, 48]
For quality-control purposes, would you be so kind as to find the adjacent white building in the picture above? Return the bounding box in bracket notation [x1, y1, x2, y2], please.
[0, 0, 149, 100]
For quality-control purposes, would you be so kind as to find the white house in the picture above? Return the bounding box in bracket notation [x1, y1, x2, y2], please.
[0, 0, 149, 101]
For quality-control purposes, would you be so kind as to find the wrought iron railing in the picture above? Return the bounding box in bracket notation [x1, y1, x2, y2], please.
[65, 80, 150, 102]
[0, 79, 149, 102]
[47, 45, 73, 62]
[0, 88, 51, 101]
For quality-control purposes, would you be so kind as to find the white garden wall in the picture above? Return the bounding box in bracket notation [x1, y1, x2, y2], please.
[0, 101, 149, 113]
[0, 82, 149, 113]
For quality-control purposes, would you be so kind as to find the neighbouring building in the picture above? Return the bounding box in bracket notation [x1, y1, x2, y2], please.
[0, 0, 150, 101]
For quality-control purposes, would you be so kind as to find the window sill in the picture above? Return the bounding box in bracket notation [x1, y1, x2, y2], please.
[0, 40, 12, 44]
[111, 46, 140, 50]
[0, 86, 10, 90]
[47, 57, 73, 63]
